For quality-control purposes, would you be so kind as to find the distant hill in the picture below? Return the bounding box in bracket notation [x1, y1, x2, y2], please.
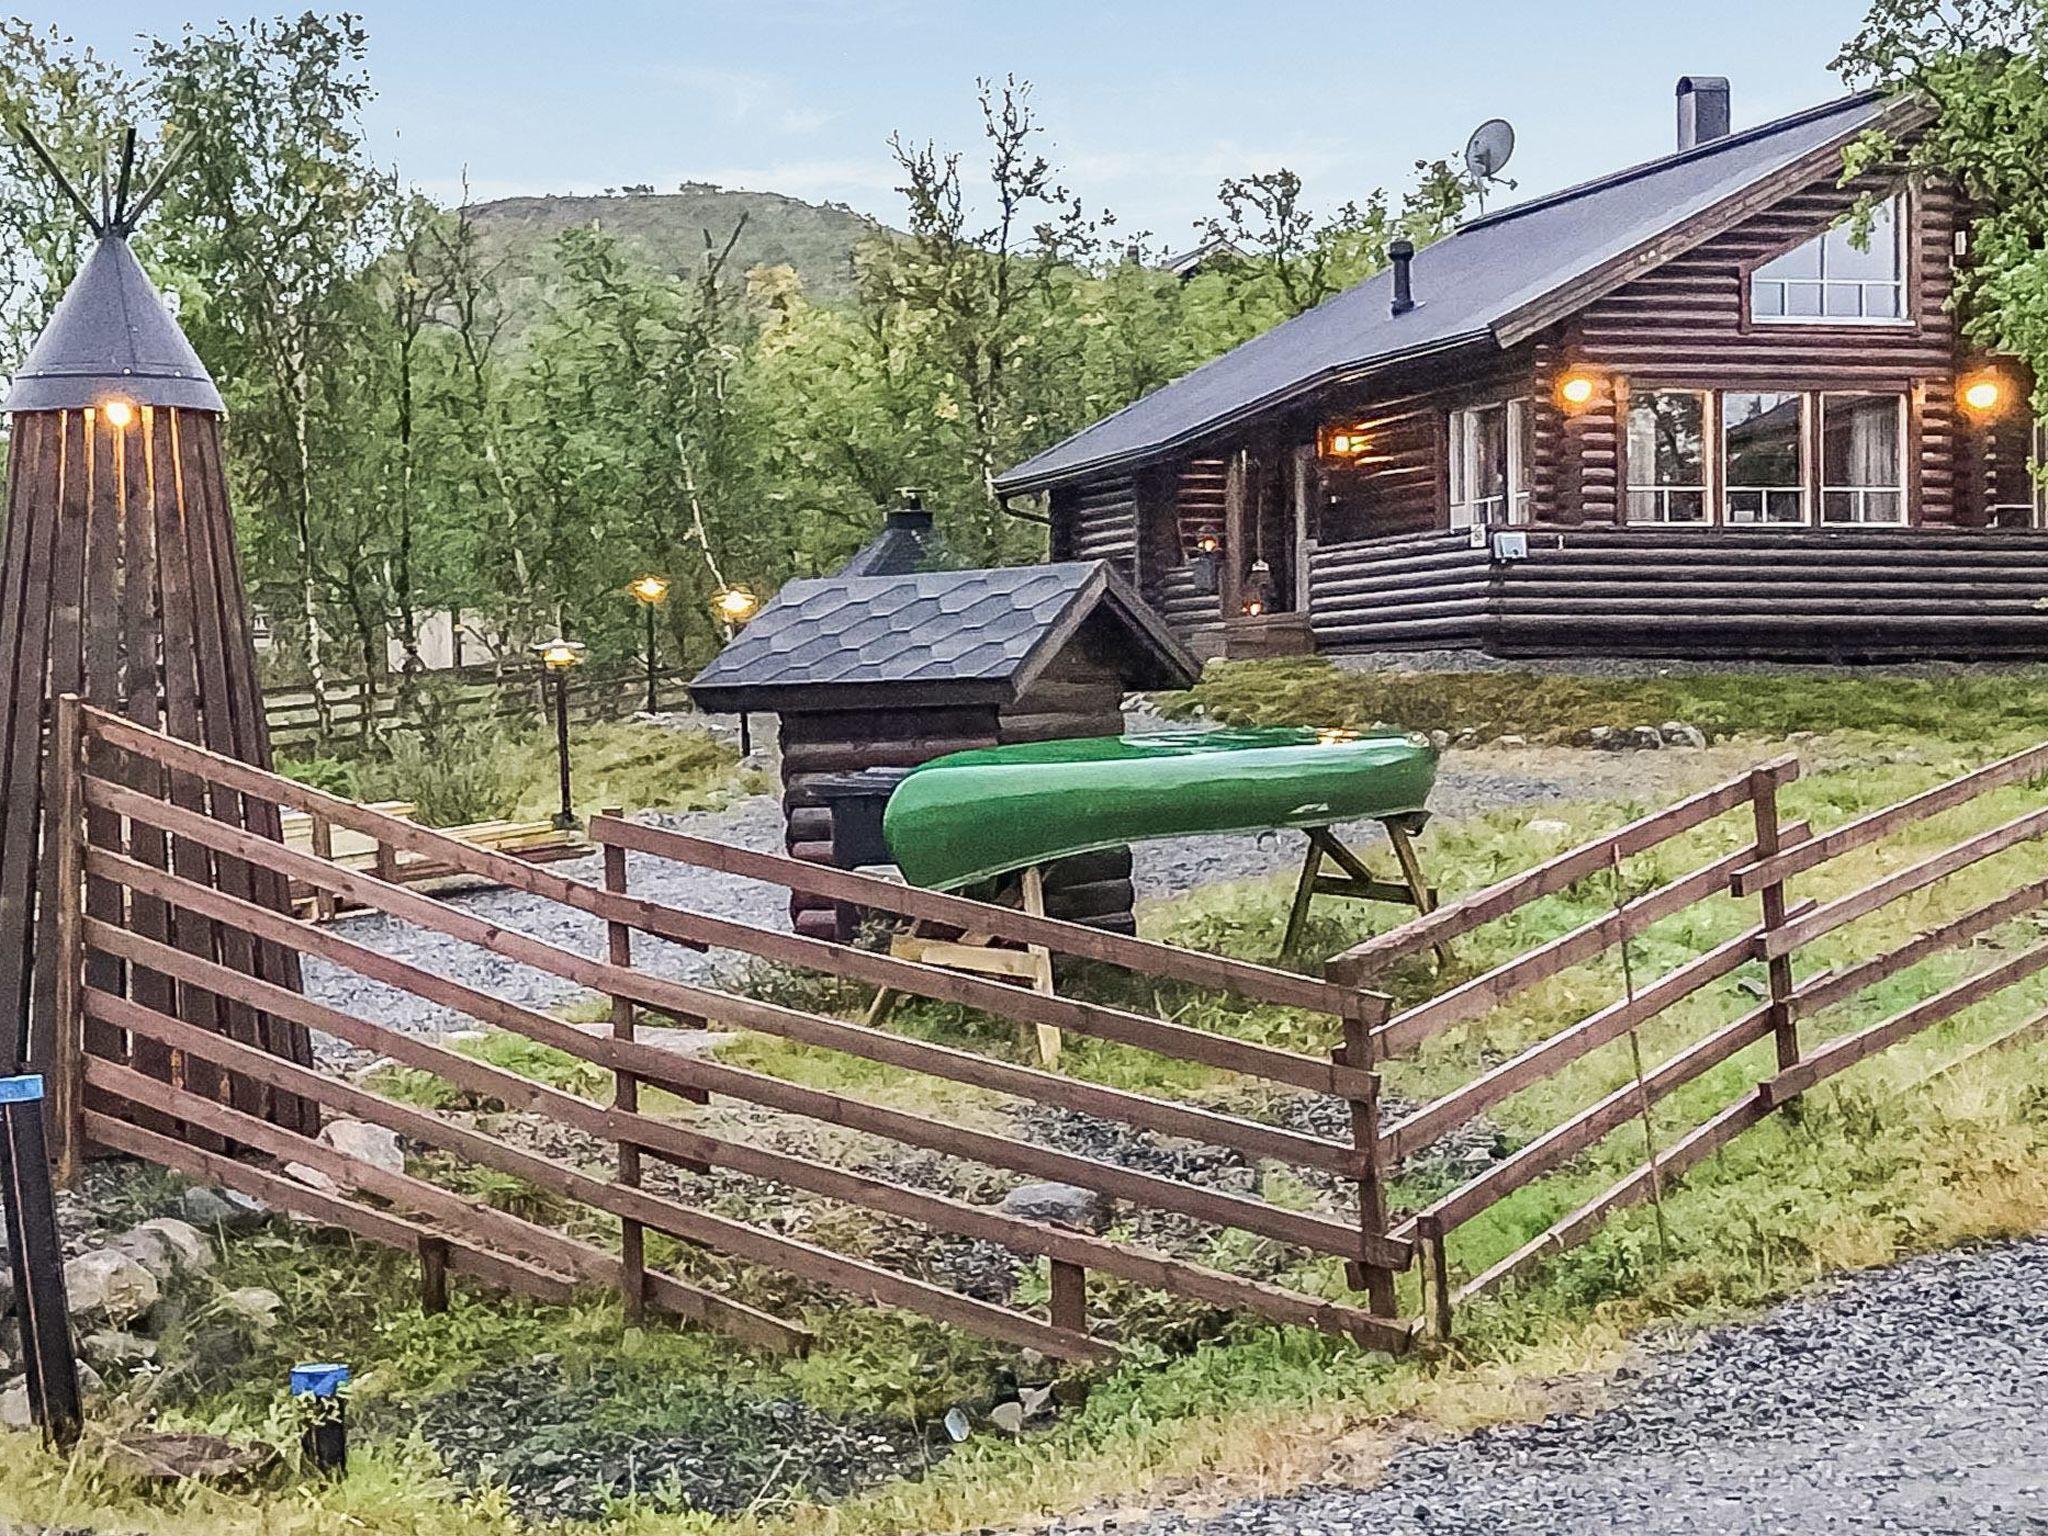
[463, 183, 891, 324]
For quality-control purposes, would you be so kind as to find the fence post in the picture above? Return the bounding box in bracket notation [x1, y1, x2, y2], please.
[1418, 1212, 1454, 1342]
[1336, 994, 1398, 1316]
[418, 1235, 450, 1315]
[600, 808, 646, 1328]
[0, 1075, 82, 1448]
[309, 813, 338, 923]
[1049, 1257, 1087, 1336]
[1748, 766, 1800, 1073]
[48, 695, 85, 1186]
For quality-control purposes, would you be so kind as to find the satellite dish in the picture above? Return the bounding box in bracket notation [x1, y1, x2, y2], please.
[1464, 118, 1518, 213]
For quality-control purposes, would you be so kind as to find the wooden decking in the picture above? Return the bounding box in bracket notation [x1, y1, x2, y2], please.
[1282, 526, 2048, 662]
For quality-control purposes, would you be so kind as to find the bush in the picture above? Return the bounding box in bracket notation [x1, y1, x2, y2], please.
[378, 720, 510, 827]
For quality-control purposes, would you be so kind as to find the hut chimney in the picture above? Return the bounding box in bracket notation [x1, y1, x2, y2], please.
[0, 127, 316, 1112]
[1676, 76, 1731, 152]
[889, 487, 933, 531]
[1388, 238, 1416, 316]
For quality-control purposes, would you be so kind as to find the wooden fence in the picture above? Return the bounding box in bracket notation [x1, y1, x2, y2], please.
[41, 699, 2048, 1360]
[50, 701, 1413, 1361]
[263, 663, 696, 751]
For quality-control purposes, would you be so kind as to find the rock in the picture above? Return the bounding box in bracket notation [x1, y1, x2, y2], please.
[1660, 720, 1708, 749]
[284, 1162, 340, 1195]
[63, 1249, 159, 1325]
[1626, 725, 1666, 751]
[989, 1400, 1026, 1436]
[180, 1185, 267, 1233]
[997, 1182, 1114, 1233]
[318, 1119, 404, 1175]
[1527, 818, 1574, 843]
[217, 1286, 283, 1329]
[114, 1218, 212, 1281]
[1496, 734, 1528, 748]
[1427, 729, 1451, 750]
[106, 1430, 270, 1484]
[0, 1382, 27, 1430]
[82, 1330, 157, 1370]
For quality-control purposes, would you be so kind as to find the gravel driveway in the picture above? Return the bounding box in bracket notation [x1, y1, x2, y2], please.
[301, 741, 1758, 1043]
[1063, 1235, 2048, 1536]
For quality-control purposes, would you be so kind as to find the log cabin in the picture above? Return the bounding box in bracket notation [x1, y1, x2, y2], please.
[996, 79, 2045, 662]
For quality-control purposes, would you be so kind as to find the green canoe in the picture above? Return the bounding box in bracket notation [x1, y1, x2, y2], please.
[881, 726, 1439, 891]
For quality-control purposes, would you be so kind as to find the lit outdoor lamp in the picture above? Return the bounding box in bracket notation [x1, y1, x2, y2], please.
[98, 396, 136, 431]
[712, 586, 761, 754]
[627, 573, 670, 714]
[534, 637, 587, 831]
[1959, 370, 2010, 420]
[1189, 532, 1222, 597]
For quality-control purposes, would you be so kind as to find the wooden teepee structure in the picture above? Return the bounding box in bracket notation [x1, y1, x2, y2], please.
[0, 125, 314, 1128]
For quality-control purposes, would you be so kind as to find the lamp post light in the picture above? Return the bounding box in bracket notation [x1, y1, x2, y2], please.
[627, 574, 670, 714]
[534, 638, 587, 830]
[712, 586, 760, 755]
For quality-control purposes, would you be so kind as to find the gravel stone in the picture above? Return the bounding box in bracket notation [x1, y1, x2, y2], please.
[1042, 1235, 2048, 1535]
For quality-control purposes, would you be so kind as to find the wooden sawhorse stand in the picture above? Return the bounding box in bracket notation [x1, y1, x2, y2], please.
[865, 866, 1062, 1064]
[1280, 816, 1438, 962]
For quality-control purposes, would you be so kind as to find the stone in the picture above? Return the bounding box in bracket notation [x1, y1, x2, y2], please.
[0, 1382, 27, 1431]
[217, 1286, 283, 1329]
[989, 1400, 1026, 1436]
[179, 1185, 267, 1233]
[114, 1218, 211, 1281]
[317, 1119, 404, 1175]
[1584, 725, 1618, 749]
[1427, 729, 1451, 750]
[62, 1248, 159, 1325]
[1626, 725, 1666, 751]
[1496, 734, 1529, 748]
[82, 1330, 158, 1370]
[284, 1162, 340, 1195]
[998, 1181, 1114, 1233]
[1527, 818, 1574, 843]
[106, 1430, 270, 1484]
[1660, 720, 1709, 749]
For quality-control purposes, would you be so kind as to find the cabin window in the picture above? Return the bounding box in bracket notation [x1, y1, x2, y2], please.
[1625, 391, 1707, 523]
[1820, 393, 1906, 524]
[1723, 392, 1806, 523]
[1751, 194, 1906, 324]
[1448, 401, 1530, 528]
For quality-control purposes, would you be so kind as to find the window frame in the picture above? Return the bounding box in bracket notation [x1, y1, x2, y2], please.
[1624, 388, 1712, 525]
[1817, 391, 1909, 526]
[1446, 399, 1530, 529]
[1721, 389, 1811, 526]
[1746, 191, 1913, 330]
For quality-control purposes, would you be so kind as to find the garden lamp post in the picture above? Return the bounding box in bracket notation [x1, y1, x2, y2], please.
[712, 586, 760, 755]
[627, 574, 670, 714]
[535, 638, 587, 830]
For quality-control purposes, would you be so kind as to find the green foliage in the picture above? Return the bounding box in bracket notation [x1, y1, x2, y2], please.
[380, 722, 507, 827]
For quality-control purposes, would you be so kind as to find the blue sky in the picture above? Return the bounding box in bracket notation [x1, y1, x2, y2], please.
[64, 2, 1875, 236]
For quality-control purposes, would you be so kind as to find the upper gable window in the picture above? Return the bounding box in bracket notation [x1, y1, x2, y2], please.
[1751, 194, 1907, 324]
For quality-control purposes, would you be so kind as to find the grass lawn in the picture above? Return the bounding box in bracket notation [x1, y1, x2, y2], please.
[11, 661, 2048, 1536]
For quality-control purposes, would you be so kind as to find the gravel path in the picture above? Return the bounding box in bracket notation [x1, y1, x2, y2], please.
[1059, 1235, 2048, 1536]
[302, 741, 1757, 1046]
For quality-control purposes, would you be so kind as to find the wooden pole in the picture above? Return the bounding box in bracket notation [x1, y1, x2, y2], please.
[0, 1075, 81, 1447]
[1419, 1212, 1453, 1341]
[47, 695, 84, 1184]
[418, 1234, 450, 1315]
[1049, 1257, 1087, 1337]
[309, 813, 338, 923]
[1337, 997, 1398, 1315]
[1748, 768, 1800, 1073]
[601, 809, 646, 1328]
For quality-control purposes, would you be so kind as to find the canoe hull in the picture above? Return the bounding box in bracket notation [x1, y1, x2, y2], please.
[882, 728, 1438, 891]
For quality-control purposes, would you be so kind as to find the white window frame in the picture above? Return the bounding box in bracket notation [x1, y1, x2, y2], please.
[1751, 192, 1910, 328]
[1625, 389, 1711, 525]
[1818, 392, 1908, 526]
[1722, 391, 1809, 525]
[1448, 399, 1529, 529]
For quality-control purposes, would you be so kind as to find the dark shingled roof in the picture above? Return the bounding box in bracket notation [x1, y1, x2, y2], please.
[997, 90, 1909, 494]
[688, 560, 1197, 711]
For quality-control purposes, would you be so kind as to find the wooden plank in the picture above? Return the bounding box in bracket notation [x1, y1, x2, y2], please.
[82, 790, 1368, 1173]
[1764, 931, 2048, 1105]
[84, 1109, 583, 1307]
[80, 858, 1408, 1271]
[86, 987, 1108, 1364]
[1328, 761, 1795, 984]
[1731, 736, 2048, 896]
[46, 697, 85, 1181]
[83, 1047, 805, 1354]
[1453, 1089, 1773, 1304]
[1395, 1002, 1776, 1240]
[590, 816, 1365, 1019]
[1382, 916, 1781, 1163]
[1375, 843, 1764, 1058]
[1762, 802, 2048, 960]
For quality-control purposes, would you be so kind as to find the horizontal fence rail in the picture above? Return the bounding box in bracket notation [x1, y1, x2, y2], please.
[262, 663, 696, 749]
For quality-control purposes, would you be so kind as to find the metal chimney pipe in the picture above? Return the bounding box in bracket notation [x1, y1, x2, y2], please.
[1388, 238, 1416, 316]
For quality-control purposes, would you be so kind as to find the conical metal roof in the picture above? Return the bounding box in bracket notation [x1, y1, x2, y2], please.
[4, 234, 222, 414]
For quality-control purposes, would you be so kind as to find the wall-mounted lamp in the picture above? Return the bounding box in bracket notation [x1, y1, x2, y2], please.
[1555, 370, 1600, 411]
[99, 397, 136, 431]
[1959, 370, 2010, 420]
[1188, 533, 1221, 597]
[1319, 424, 1371, 459]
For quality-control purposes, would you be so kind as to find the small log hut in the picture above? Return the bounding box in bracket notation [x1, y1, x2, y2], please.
[689, 560, 1197, 940]
[0, 132, 314, 1130]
